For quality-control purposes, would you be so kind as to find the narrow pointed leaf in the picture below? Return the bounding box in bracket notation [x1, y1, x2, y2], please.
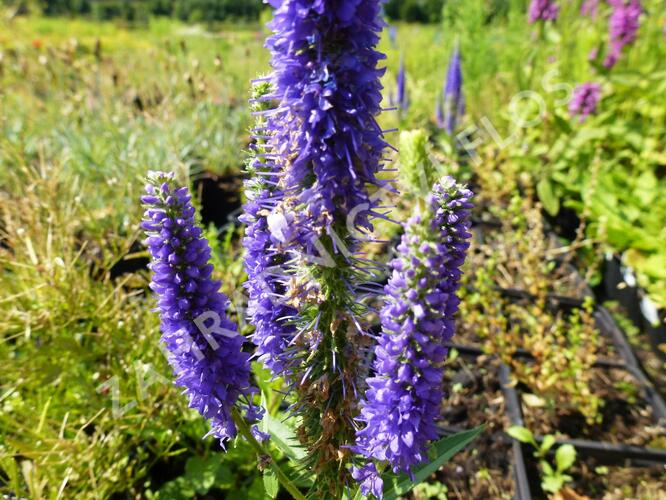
[383, 426, 483, 500]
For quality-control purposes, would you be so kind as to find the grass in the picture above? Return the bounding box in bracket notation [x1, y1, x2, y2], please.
[0, 14, 271, 498]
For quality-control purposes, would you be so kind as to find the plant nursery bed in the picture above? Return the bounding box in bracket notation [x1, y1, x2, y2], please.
[469, 222, 592, 301]
[436, 351, 516, 499]
[455, 294, 623, 364]
[566, 457, 666, 499]
[518, 365, 665, 448]
[501, 362, 666, 499]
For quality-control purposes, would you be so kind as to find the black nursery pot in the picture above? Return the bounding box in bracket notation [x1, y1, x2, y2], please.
[601, 254, 643, 326]
[543, 205, 581, 242]
[601, 255, 666, 362]
[640, 298, 666, 362]
[191, 170, 244, 228]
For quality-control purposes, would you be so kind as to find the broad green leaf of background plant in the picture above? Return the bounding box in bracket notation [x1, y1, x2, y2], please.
[263, 469, 279, 499]
[537, 178, 559, 216]
[507, 425, 537, 447]
[555, 444, 576, 473]
[262, 413, 306, 462]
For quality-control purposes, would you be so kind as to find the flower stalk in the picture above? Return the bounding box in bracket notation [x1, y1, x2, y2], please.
[231, 408, 307, 500]
[247, 0, 392, 495]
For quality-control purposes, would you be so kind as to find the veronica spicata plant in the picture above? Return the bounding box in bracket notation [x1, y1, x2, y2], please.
[391, 56, 409, 112]
[251, 1, 394, 494]
[143, 2, 479, 499]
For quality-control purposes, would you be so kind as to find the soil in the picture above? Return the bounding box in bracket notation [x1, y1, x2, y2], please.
[570, 458, 666, 499]
[519, 365, 665, 448]
[523, 453, 666, 499]
[435, 353, 515, 499]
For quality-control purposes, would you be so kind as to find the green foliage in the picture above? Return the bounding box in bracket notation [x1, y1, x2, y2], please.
[398, 129, 437, 196]
[0, 15, 268, 498]
[508, 0, 666, 309]
[153, 455, 234, 498]
[14, 0, 265, 21]
[413, 480, 449, 500]
[384, 0, 444, 23]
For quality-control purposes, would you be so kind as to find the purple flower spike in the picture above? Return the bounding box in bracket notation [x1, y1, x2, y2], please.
[265, 0, 390, 243]
[354, 177, 473, 476]
[392, 57, 409, 111]
[388, 25, 397, 48]
[569, 83, 601, 122]
[142, 171, 260, 443]
[604, 0, 642, 68]
[528, 0, 559, 23]
[439, 42, 464, 135]
[241, 80, 298, 379]
[254, 3, 393, 492]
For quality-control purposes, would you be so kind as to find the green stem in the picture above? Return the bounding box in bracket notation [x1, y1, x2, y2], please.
[231, 408, 307, 500]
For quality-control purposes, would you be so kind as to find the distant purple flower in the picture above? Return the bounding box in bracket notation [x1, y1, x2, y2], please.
[388, 24, 397, 47]
[354, 177, 473, 476]
[391, 57, 409, 111]
[142, 171, 260, 443]
[604, 0, 642, 68]
[435, 92, 445, 129]
[581, 0, 599, 18]
[438, 42, 464, 135]
[529, 0, 559, 23]
[569, 83, 601, 122]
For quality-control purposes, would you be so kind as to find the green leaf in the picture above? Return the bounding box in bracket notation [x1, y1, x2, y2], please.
[537, 178, 559, 216]
[263, 469, 279, 499]
[539, 435, 556, 455]
[156, 477, 196, 500]
[551, 112, 572, 134]
[555, 444, 576, 473]
[214, 465, 234, 490]
[540, 460, 555, 477]
[184, 456, 217, 494]
[383, 426, 483, 500]
[541, 474, 564, 494]
[245, 476, 269, 500]
[506, 426, 536, 446]
[263, 413, 306, 461]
